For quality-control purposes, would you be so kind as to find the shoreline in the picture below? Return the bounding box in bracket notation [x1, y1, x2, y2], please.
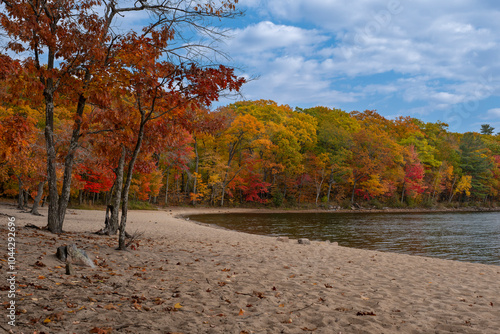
[1, 204, 499, 333]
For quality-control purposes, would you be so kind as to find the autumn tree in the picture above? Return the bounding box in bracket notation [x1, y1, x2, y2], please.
[459, 132, 493, 200]
[0, 0, 243, 233]
[347, 123, 403, 203]
[304, 106, 358, 202]
[480, 124, 495, 135]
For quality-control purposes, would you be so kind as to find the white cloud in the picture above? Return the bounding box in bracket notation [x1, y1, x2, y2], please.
[226, 21, 327, 55]
[215, 0, 500, 131]
[485, 108, 500, 118]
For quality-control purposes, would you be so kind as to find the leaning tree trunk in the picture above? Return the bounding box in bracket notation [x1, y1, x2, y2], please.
[104, 145, 126, 235]
[56, 83, 88, 231]
[448, 175, 458, 203]
[118, 114, 146, 250]
[31, 181, 45, 216]
[45, 72, 89, 233]
[326, 168, 335, 203]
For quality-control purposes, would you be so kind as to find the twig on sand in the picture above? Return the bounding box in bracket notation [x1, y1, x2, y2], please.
[125, 230, 145, 248]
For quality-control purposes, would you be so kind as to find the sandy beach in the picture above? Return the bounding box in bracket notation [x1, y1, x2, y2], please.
[1, 203, 499, 334]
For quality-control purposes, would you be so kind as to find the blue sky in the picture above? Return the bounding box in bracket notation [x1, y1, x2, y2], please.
[212, 0, 500, 133]
[3, 1, 498, 133]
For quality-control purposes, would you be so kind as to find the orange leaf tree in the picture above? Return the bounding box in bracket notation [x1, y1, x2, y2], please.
[0, 0, 243, 233]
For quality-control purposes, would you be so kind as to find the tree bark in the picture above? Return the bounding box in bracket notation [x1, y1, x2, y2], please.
[165, 167, 171, 206]
[31, 181, 45, 216]
[401, 182, 406, 204]
[54, 75, 89, 231]
[192, 137, 199, 205]
[351, 179, 357, 204]
[17, 175, 24, 210]
[119, 113, 146, 250]
[326, 168, 335, 203]
[106, 145, 126, 235]
[44, 73, 62, 231]
[448, 175, 458, 203]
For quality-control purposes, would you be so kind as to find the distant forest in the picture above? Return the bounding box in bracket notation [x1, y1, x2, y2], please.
[2, 99, 499, 210]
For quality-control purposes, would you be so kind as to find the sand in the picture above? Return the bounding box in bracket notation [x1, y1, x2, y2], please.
[1, 203, 499, 334]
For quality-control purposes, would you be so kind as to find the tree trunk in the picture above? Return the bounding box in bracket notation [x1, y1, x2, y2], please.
[119, 114, 146, 250]
[31, 181, 45, 216]
[17, 175, 24, 210]
[45, 85, 61, 232]
[448, 175, 458, 203]
[55, 81, 89, 232]
[401, 182, 406, 204]
[326, 169, 334, 203]
[351, 179, 357, 204]
[221, 185, 227, 206]
[24, 189, 30, 207]
[192, 138, 199, 205]
[107, 145, 126, 235]
[315, 184, 322, 206]
[431, 165, 443, 203]
[165, 167, 171, 206]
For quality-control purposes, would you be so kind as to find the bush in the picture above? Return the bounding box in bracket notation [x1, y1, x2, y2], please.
[368, 199, 384, 209]
[272, 191, 284, 208]
[128, 200, 157, 210]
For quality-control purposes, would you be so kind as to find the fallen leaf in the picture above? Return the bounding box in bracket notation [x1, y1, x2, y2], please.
[357, 311, 376, 316]
[104, 304, 118, 310]
[253, 291, 265, 299]
[238, 308, 245, 316]
[38, 275, 46, 279]
[279, 304, 285, 308]
[89, 327, 112, 334]
[174, 303, 183, 309]
[34, 261, 46, 267]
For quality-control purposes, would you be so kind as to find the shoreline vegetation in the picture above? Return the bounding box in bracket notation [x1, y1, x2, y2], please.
[4, 197, 500, 215]
[1, 203, 499, 333]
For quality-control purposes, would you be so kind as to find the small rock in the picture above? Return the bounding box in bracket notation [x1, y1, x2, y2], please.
[276, 237, 289, 243]
[66, 263, 75, 275]
[56, 246, 67, 262]
[65, 244, 95, 268]
[298, 238, 311, 245]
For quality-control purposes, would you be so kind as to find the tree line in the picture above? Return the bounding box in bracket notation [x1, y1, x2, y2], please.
[3, 99, 500, 213]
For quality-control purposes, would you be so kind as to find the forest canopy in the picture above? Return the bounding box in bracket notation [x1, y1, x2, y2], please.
[2, 98, 500, 211]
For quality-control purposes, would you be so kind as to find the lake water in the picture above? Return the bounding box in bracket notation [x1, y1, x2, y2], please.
[188, 211, 500, 265]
